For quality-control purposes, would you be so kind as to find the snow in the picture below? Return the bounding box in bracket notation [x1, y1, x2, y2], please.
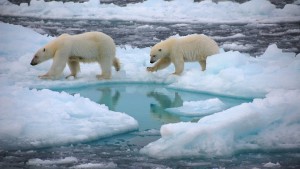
[0, 86, 138, 150]
[0, 24, 138, 150]
[71, 162, 117, 169]
[213, 33, 246, 40]
[221, 43, 254, 52]
[27, 157, 78, 166]
[0, 0, 299, 23]
[0, 21, 300, 158]
[27, 156, 117, 168]
[263, 162, 281, 168]
[140, 89, 300, 158]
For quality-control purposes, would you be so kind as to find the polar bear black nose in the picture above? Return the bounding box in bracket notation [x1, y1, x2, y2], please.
[30, 61, 36, 66]
[30, 58, 38, 66]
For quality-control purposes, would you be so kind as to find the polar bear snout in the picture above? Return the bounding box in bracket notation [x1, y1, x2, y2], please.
[150, 55, 157, 63]
[30, 56, 39, 66]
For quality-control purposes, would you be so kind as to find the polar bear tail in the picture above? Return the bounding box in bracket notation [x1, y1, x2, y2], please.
[113, 57, 121, 71]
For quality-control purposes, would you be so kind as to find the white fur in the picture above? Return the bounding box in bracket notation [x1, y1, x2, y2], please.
[31, 32, 120, 80]
[147, 34, 219, 75]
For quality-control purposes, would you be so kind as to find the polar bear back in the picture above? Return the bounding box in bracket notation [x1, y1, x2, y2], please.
[60, 32, 115, 61]
[173, 34, 219, 61]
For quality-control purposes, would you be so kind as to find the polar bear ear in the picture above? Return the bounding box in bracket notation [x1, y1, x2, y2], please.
[158, 49, 162, 52]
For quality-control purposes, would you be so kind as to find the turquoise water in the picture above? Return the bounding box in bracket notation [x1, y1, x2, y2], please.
[52, 83, 253, 149]
[55, 83, 252, 131]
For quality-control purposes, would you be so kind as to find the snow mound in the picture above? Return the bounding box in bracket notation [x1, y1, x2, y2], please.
[140, 89, 300, 158]
[172, 44, 300, 98]
[0, 86, 138, 150]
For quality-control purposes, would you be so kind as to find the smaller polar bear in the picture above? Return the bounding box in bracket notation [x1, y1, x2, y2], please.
[147, 34, 219, 75]
[30, 32, 120, 80]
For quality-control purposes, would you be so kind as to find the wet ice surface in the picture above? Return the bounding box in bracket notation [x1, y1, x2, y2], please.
[1, 16, 299, 56]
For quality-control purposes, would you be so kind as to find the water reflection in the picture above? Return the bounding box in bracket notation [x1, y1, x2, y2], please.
[147, 92, 183, 123]
[97, 87, 120, 111]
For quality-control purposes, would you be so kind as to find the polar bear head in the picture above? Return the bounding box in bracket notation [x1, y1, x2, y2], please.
[149, 40, 173, 64]
[30, 44, 55, 66]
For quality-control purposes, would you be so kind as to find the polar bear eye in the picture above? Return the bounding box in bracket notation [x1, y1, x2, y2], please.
[158, 49, 162, 52]
[43, 48, 46, 52]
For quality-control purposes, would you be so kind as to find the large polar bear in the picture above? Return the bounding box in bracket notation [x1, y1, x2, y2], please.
[30, 32, 120, 80]
[147, 34, 219, 75]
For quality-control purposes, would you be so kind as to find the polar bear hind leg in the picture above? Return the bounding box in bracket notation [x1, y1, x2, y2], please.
[97, 56, 113, 80]
[113, 57, 121, 71]
[199, 59, 206, 71]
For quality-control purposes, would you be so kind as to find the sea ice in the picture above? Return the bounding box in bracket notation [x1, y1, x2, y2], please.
[27, 157, 78, 166]
[263, 162, 281, 168]
[0, 22, 299, 159]
[0, 0, 299, 23]
[71, 162, 118, 169]
[140, 90, 300, 158]
[0, 86, 138, 150]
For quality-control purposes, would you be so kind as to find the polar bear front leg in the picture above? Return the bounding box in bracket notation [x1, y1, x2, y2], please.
[39, 51, 68, 79]
[147, 57, 171, 72]
[172, 56, 184, 75]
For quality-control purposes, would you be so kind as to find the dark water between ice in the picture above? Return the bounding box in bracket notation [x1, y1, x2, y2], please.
[1, 83, 300, 169]
[0, 15, 300, 56]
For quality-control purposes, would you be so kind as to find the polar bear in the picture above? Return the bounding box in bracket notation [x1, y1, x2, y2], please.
[147, 34, 219, 75]
[30, 32, 120, 80]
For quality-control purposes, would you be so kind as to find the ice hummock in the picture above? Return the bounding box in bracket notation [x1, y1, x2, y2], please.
[0, 0, 299, 23]
[0, 24, 138, 150]
[0, 22, 299, 158]
[0, 86, 138, 150]
[140, 89, 300, 158]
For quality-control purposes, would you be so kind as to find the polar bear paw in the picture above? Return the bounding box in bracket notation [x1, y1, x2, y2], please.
[96, 74, 110, 80]
[147, 67, 156, 72]
[38, 74, 52, 79]
[65, 74, 77, 79]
